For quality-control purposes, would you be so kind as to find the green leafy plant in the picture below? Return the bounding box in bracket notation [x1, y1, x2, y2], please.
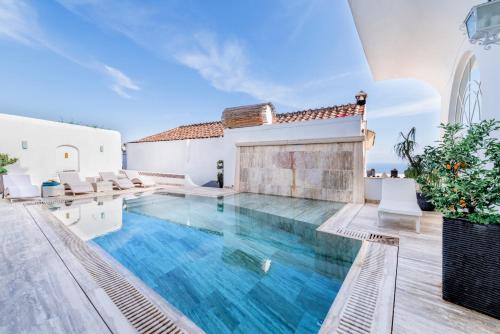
[417, 120, 499, 225]
[0, 153, 18, 174]
[394, 127, 422, 178]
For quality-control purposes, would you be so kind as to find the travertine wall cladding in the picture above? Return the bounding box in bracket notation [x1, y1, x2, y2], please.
[238, 142, 364, 203]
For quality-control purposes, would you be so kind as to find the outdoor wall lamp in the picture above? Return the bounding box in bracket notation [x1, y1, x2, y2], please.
[355, 91, 367, 106]
[21, 140, 28, 150]
[465, 0, 500, 49]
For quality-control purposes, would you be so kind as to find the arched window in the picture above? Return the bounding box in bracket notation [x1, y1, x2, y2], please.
[454, 56, 482, 125]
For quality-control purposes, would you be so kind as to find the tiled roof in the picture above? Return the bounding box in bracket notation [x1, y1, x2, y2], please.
[135, 121, 224, 143]
[133, 103, 364, 143]
[275, 104, 364, 123]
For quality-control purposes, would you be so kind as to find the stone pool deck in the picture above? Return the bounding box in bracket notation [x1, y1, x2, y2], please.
[344, 204, 499, 334]
[0, 188, 499, 333]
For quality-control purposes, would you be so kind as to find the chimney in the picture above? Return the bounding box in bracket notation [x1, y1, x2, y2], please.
[355, 91, 368, 106]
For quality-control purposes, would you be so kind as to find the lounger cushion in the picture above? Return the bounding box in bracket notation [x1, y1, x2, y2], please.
[379, 199, 422, 217]
[3, 175, 40, 198]
[124, 170, 155, 187]
[115, 178, 135, 189]
[5, 185, 39, 198]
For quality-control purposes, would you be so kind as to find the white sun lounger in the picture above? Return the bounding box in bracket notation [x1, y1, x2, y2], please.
[58, 172, 95, 195]
[99, 171, 135, 190]
[2, 174, 40, 199]
[378, 178, 423, 233]
[123, 170, 155, 187]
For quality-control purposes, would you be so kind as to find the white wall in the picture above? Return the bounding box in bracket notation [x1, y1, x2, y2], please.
[223, 116, 363, 187]
[126, 140, 188, 175]
[126, 137, 224, 186]
[127, 116, 362, 188]
[348, 0, 499, 131]
[365, 177, 382, 202]
[0, 113, 122, 185]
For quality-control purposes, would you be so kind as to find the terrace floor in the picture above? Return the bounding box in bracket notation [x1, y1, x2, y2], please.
[0, 188, 499, 333]
[345, 204, 499, 334]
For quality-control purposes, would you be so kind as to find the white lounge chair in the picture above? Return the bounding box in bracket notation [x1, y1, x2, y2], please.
[378, 178, 423, 233]
[99, 171, 135, 190]
[58, 172, 94, 195]
[123, 170, 155, 187]
[2, 174, 40, 199]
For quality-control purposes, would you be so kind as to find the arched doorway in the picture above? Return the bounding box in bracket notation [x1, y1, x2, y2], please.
[56, 145, 80, 172]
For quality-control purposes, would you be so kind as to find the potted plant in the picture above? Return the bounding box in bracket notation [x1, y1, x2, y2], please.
[417, 120, 499, 319]
[217, 160, 224, 188]
[394, 127, 434, 211]
[0, 153, 18, 195]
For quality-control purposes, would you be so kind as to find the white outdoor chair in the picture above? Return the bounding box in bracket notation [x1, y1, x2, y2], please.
[378, 178, 423, 233]
[99, 171, 136, 190]
[58, 172, 94, 195]
[123, 170, 156, 187]
[3, 174, 40, 199]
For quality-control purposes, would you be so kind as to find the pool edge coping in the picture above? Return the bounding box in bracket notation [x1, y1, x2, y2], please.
[317, 203, 399, 334]
[24, 203, 205, 334]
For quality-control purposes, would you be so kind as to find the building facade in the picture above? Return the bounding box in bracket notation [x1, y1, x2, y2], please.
[0, 113, 122, 185]
[127, 95, 373, 203]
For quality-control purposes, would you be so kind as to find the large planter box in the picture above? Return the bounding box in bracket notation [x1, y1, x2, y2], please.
[443, 217, 500, 319]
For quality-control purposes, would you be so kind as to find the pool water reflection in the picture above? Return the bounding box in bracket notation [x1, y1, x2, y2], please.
[49, 192, 361, 334]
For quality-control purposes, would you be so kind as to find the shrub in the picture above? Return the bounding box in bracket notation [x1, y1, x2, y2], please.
[417, 120, 499, 224]
[0, 153, 18, 174]
[394, 127, 423, 179]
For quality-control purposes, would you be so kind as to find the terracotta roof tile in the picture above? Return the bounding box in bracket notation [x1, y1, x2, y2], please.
[133, 103, 364, 143]
[135, 121, 223, 143]
[275, 104, 364, 123]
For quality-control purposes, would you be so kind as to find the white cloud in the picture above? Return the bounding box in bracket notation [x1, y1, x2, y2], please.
[103, 65, 140, 99]
[175, 33, 291, 104]
[0, 0, 43, 45]
[0, 0, 139, 99]
[367, 96, 441, 119]
[53, 1, 366, 107]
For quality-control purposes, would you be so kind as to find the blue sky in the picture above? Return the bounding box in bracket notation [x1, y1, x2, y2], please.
[0, 0, 440, 165]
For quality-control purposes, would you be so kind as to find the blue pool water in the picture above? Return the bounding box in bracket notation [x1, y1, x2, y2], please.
[52, 192, 361, 334]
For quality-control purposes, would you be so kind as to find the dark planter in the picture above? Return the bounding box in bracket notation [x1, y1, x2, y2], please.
[217, 173, 223, 188]
[416, 192, 435, 211]
[442, 217, 500, 319]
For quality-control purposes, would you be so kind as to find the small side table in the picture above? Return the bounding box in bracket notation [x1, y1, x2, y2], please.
[92, 181, 113, 193]
[42, 185, 65, 198]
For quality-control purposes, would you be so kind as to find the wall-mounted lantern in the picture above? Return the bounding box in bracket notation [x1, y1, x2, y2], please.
[465, 0, 500, 49]
[355, 91, 368, 106]
[21, 141, 28, 150]
[100, 145, 104, 153]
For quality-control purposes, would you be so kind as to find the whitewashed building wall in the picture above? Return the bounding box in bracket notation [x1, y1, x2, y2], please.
[0, 113, 122, 185]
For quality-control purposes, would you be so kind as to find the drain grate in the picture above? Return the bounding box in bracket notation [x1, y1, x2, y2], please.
[336, 246, 386, 334]
[39, 208, 184, 334]
[335, 228, 399, 246]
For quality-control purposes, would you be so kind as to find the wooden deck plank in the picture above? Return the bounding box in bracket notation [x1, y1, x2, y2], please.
[346, 204, 500, 334]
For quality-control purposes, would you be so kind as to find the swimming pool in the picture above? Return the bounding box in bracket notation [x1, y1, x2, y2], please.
[50, 192, 361, 334]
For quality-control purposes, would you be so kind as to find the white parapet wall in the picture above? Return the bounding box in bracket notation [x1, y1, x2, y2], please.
[126, 137, 224, 186]
[0, 113, 122, 185]
[365, 177, 383, 202]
